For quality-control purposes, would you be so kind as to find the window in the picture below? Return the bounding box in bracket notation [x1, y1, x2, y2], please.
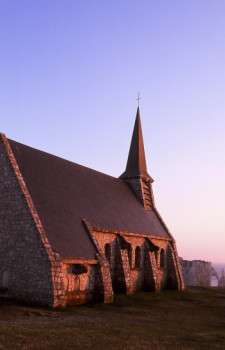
[127, 244, 132, 268]
[135, 246, 141, 268]
[71, 264, 87, 275]
[105, 243, 111, 263]
[160, 249, 165, 268]
[154, 251, 158, 265]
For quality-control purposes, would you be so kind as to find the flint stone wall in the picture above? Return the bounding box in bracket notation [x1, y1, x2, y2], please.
[0, 135, 66, 307]
[0, 132, 184, 307]
[94, 229, 181, 293]
[62, 262, 96, 305]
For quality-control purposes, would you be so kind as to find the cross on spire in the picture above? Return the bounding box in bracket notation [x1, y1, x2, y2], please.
[120, 106, 151, 180]
[136, 92, 141, 107]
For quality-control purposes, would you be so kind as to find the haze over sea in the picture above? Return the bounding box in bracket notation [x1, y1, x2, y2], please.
[212, 263, 225, 278]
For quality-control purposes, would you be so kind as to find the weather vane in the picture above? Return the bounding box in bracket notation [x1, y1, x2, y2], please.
[136, 92, 141, 107]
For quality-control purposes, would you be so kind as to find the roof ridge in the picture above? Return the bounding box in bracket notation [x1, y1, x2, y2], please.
[8, 138, 120, 181]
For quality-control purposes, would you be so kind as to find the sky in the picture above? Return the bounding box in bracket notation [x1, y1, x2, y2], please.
[0, 0, 224, 263]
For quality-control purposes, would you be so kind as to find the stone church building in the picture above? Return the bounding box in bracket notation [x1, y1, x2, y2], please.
[0, 108, 184, 307]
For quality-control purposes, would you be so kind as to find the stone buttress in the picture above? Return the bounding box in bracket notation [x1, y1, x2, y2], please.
[0, 106, 184, 307]
[82, 219, 114, 303]
[120, 108, 184, 291]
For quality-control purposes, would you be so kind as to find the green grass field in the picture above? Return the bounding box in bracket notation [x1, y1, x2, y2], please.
[0, 287, 225, 350]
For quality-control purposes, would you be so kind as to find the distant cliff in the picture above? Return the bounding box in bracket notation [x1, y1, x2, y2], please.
[179, 258, 223, 287]
[219, 270, 225, 287]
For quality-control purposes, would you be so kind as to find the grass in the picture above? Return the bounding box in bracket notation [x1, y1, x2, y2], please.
[0, 287, 225, 349]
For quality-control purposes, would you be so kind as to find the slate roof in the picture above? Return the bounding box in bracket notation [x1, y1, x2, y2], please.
[8, 139, 170, 258]
[120, 107, 152, 180]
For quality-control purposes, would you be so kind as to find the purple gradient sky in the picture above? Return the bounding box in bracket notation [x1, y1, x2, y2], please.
[0, 1, 225, 262]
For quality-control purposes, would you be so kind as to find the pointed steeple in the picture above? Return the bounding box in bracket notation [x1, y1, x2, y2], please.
[120, 107, 155, 211]
[120, 107, 152, 180]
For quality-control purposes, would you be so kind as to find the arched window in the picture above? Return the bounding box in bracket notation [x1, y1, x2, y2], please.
[154, 251, 158, 265]
[160, 249, 165, 268]
[105, 243, 111, 263]
[127, 244, 132, 268]
[135, 246, 141, 268]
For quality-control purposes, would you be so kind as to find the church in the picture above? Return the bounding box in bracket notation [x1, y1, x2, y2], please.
[0, 107, 184, 307]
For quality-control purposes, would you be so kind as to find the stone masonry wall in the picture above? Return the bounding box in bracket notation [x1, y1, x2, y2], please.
[143, 249, 158, 291]
[62, 263, 95, 293]
[124, 176, 184, 292]
[114, 239, 133, 294]
[62, 261, 96, 305]
[82, 219, 113, 303]
[166, 243, 182, 289]
[94, 228, 172, 294]
[0, 134, 66, 307]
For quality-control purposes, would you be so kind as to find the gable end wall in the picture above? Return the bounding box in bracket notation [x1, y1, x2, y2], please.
[0, 134, 66, 307]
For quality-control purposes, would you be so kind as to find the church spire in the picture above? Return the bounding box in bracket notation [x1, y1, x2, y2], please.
[120, 107, 151, 180]
[120, 107, 155, 211]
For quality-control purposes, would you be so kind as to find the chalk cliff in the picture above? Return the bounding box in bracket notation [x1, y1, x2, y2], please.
[179, 258, 220, 287]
